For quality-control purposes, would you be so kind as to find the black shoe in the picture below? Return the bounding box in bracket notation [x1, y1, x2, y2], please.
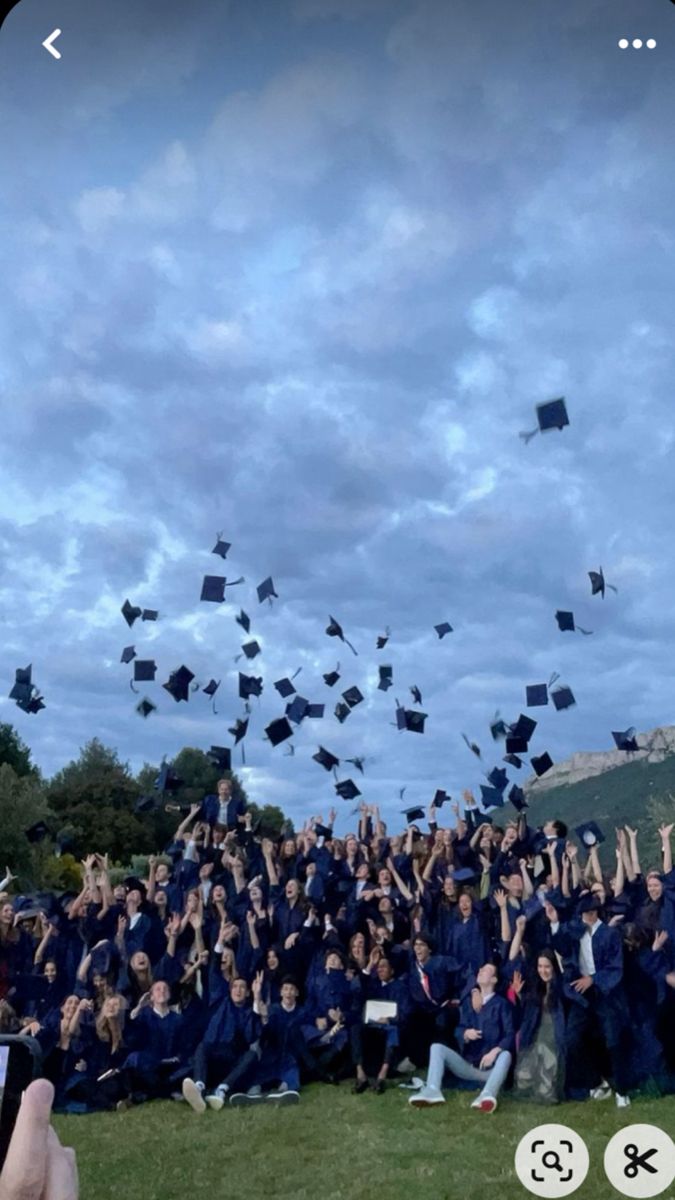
[372, 1079, 386, 1095]
[352, 1078, 369, 1095]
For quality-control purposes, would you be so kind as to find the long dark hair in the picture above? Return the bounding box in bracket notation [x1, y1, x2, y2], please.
[524, 949, 562, 1010]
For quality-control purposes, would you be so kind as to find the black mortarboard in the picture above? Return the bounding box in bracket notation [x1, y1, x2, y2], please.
[241, 640, 261, 660]
[286, 695, 309, 724]
[16, 692, 46, 714]
[612, 727, 639, 752]
[212, 536, 231, 559]
[133, 660, 157, 684]
[433, 789, 449, 807]
[555, 610, 575, 632]
[239, 673, 263, 700]
[410, 685, 422, 705]
[326, 615, 358, 656]
[155, 759, 183, 793]
[306, 703, 324, 718]
[257, 577, 278, 603]
[25, 821, 50, 844]
[142, 609, 158, 622]
[313, 746, 340, 772]
[335, 778, 361, 800]
[342, 686, 363, 709]
[490, 716, 508, 740]
[203, 678, 220, 697]
[229, 716, 249, 744]
[551, 685, 575, 711]
[537, 397, 569, 431]
[274, 677, 296, 698]
[401, 708, 427, 733]
[134, 794, 161, 815]
[314, 823, 333, 840]
[434, 622, 453, 638]
[201, 575, 227, 603]
[334, 701, 351, 723]
[136, 697, 156, 718]
[9, 664, 33, 704]
[378, 665, 393, 692]
[503, 753, 523, 769]
[461, 733, 482, 758]
[265, 717, 294, 747]
[121, 646, 136, 664]
[480, 786, 504, 809]
[589, 566, 617, 598]
[236, 609, 251, 633]
[487, 767, 508, 792]
[208, 746, 232, 771]
[376, 628, 390, 649]
[526, 684, 548, 707]
[323, 665, 340, 687]
[508, 785, 528, 811]
[402, 805, 425, 824]
[531, 752, 554, 777]
[510, 714, 537, 743]
[575, 821, 604, 848]
[121, 599, 142, 627]
[505, 736, 528, 755]
[163, 665, 195, 702]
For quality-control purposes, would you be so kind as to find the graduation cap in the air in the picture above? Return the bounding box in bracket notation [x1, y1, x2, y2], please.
[461, 733, 482, 759]
[155, 759, 183, 793]
[131, 660, 157, 692]
[203, 678, 220, 698]
[257, 577, 278, 604]
[396, 703, 427, 733]
[323, 664, 341, 687]
[433, 789, 449, 808]
[346, 756, 365, 774]
[612, 727, 639, 752]
[509, 714, 537, 743]
[163, 665, 195, 702]
[376, 627, 390, 649]
[480, 786, 505, 810]
[410, 685, 422, 705]
[10, 665, 34, 705]
[306, 703, 325, 718]
[16, 691, 46, 715]
[520, 397, 569, 444]
[25, 820, 50, 845]
[142, 609, 158, 622]
[487, 767, 508, 792]
[589, 566, 617, 598]
[265, 717, 294, 747]
[335, 778, 361, 801]
[490, 715, 509, 740]
[239, 640, 261, 661]
[121, 599, 142, 627]
[208, 745, 232, 772]
[530, 752, 554, 777]
[434, 622, 453, 639]
[334, 701, 351, 724]
[202, 575, 244, 603]
[136, 697, 156, 719]
[551, 685, 575, 711]
[505, 737, 528, 756]
[575, 821, 604, 848]
[342, 686, 363, 709]
[212, 534, 231, 559]
[236, 609, 251, 634]
[508, 785, 528, 812]
[239, 673, 263, 701]
[274, 670, 301, 698]
[326, 615, 358, 656]
[229, 716, 249, 762]
[555, 610, 593, 635]
[402, 805, 425, 824]
[526, 683, 549, 708]
[378, 665, 393, 692]
[286, 695, 310, 724]
[120, 646, 136, 665]
[313, 746, 340, 773]
[503, 753, 523, 769]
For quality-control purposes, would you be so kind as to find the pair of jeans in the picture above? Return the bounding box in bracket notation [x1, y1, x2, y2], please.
[426, 1042, 512, 1100]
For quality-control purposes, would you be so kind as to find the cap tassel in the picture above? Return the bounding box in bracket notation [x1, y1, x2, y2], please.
[291, 667, 302, 680]
[519, 427, 539, 444]
[129, 679, 139, 694]
[284, 743, 295, 757]
[577, 625, 594, 636]
[344, 637, 358, 656]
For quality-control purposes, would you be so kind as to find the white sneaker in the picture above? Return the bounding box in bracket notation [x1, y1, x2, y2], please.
[398, 1077, 425, 1091]
[205, 1090, 226, 1111]
[408, 1087, 445, 1107]
[590, 1081, 612, 1101]
[471, 1095, 497, 1113]
[182, 1078, 206, 1114]
[615, 1093, 631, 1109]
[268, 1089, 300, 1105]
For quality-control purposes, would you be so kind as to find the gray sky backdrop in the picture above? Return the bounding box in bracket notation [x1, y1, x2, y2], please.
[1, 0, 674, 829]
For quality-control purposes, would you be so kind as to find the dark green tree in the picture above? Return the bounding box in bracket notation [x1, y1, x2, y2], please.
[0, 723, 37, 779]
[0, 763, 49, 888]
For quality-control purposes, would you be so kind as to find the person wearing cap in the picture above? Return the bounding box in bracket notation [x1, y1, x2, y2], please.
[409, 961, 514, 1113]
[547, 892, 632, 1107]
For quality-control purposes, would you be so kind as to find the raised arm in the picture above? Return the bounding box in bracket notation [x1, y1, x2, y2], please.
[519, 859, 534, 899]
[509, 913, 527, 962]
[386, 856, 412, 902]
[659, 823, 673, 876]
[624, 826, 639, 880]
[262, 839, 279, 887]
[494, 889, 511, 945]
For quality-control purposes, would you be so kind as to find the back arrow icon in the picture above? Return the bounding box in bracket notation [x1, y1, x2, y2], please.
[42, 28, 62, 58]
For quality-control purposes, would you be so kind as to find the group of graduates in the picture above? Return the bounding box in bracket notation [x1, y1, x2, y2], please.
[2, 777, 675, 1116]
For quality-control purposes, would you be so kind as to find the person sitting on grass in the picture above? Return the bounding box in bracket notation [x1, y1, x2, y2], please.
[116, 980, 186, 1109]
[231, 973, 305, 1106]
[351, 954, 409, 1094]
[181, 976, 261, 1113]
[408, 961, 514, 1113]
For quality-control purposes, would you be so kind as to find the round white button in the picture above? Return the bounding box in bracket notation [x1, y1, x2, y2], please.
[604, 1125, 675, 1198]
[515, 1124, 589, 1197]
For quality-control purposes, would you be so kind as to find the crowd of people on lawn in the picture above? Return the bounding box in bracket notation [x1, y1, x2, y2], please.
[2, 778, 675, 1116]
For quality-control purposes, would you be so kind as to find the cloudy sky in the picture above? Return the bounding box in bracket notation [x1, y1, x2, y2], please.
[0, 0, 674, 828]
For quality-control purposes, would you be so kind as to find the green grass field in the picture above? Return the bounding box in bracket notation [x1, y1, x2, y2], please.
[53, 1086, 675, 1200]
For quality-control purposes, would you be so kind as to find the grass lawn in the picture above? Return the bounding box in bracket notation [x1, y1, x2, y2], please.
[53, 1085, 675, 1200]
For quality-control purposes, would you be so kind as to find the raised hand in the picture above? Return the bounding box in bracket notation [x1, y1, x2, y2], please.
[659, 824, 674, 841]
[493, 888, 507, 909]
[511, 969, 524, 996]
